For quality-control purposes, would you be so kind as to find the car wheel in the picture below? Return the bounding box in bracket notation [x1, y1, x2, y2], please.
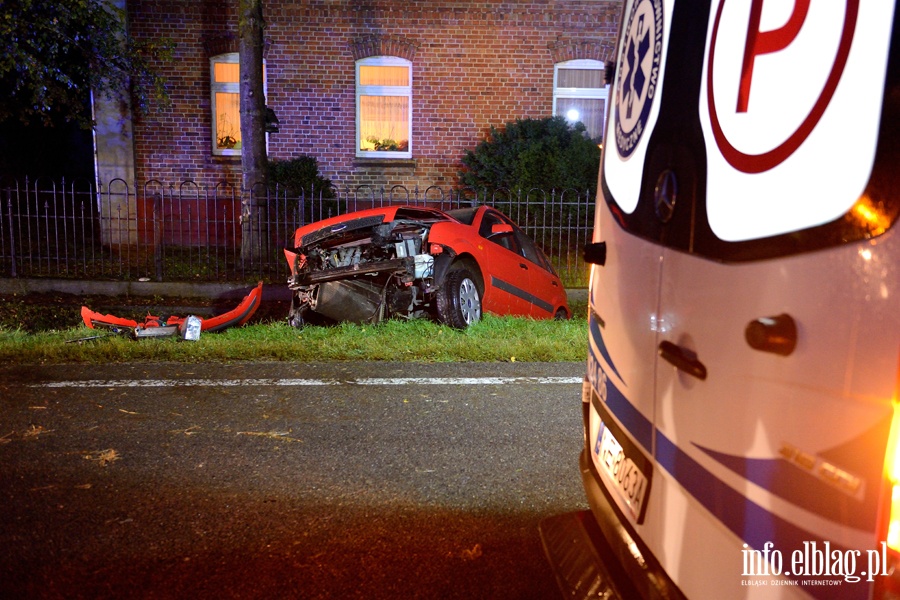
[554, 307, 568, 320]
[436, 264, 482, 328]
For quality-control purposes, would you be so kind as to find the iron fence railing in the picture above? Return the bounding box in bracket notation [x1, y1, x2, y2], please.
[0, 177, 595, 288]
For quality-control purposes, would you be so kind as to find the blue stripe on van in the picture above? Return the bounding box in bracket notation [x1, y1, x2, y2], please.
[588, 345, 651, 451]
[655, 434, 865, 600]
[695, 435, 885, 532]
[588, 312, 626, 385]
[590, 347, 872, 599]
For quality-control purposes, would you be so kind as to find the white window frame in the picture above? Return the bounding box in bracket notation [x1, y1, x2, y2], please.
[210, 52, 267, 157]
[553, 59, 608, 142]
[355, 56, 413, 159]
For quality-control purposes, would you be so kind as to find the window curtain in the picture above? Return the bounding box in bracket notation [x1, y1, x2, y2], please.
[557, 97, 606, 141]
[213, 60, 241, 150]
[214, 62, 240, 83]
[215, 92, 241, 149]
[359, 65, 409, 86]
[360, 96, 409, 151]
[557, 68, 603, 89]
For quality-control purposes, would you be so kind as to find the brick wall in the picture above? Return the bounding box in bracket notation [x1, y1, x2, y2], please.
[126, 0, 621, 191]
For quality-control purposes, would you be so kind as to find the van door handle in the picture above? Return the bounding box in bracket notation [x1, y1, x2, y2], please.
[745, 313, 797, 356]
[658, 341, 707, 380]
[519, 263, 528, 270]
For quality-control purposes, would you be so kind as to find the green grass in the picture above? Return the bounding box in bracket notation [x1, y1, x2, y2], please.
[0, 301, 589, 365]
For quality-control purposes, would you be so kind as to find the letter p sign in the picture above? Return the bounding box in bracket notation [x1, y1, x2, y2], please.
[737, 0, 810, 112]
[706, 0, 859, 173]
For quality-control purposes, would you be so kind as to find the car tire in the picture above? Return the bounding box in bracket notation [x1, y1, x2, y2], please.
[436, 263, 482, 328]
[554, 307, 568, 320]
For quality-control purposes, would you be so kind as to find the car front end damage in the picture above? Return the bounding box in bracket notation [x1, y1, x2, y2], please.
[284, 211, 453, 326]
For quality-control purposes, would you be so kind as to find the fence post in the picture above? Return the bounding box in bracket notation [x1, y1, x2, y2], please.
[5, 193, 16, 278]
[153, 191, 163, 281]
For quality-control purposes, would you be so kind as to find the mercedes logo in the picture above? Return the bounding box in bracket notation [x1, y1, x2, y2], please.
[654, 169, 678, 223]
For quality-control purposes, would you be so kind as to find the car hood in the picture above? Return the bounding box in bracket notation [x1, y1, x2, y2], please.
[290, 206, 455, 250]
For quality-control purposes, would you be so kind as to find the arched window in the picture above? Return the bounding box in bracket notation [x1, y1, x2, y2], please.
[553, 59, 608, 143]
[210, 52, 267, 156]
[356, 56, 412, 159]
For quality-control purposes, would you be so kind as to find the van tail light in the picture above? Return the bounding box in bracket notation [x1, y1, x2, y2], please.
[876, 357, 900, 598]
[886, 411, 900, 552]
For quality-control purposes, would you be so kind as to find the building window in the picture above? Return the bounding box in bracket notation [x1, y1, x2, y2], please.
[553, 59, 608, 143]
[356, 56, 412, 159]
[210, 53, 267, 156]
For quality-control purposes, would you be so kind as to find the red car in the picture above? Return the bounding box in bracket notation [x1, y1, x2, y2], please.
[283, 205, 570, 328]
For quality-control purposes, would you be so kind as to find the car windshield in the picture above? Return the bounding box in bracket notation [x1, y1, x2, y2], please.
[446, 207, 479, 225]
[394, 207, 448, 222]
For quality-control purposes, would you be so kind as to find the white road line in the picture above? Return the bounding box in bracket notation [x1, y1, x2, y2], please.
[32, 376, 582, 388]
[355, 377, 581, 386]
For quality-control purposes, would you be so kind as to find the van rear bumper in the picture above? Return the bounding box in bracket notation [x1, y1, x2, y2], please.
[538, 507, 638, 599]
[538, 400, 686, 599]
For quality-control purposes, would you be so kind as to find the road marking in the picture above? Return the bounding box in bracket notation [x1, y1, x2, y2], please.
[32, 376, 583, 388]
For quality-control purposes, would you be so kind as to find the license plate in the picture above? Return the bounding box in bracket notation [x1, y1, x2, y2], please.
[595, 421, 649, 523]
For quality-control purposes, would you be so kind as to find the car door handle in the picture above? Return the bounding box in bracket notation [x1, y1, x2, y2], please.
[658, 341, 707, 380]
[519, 263, 529, 270]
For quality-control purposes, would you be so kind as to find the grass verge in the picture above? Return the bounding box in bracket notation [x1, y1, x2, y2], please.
[0, 297, 589, 364]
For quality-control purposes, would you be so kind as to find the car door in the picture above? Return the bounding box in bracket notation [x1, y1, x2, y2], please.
[511, 226, 565, 318]
[475, 209, 535, 316]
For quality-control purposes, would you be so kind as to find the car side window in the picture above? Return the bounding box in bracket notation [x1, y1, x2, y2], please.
[514, 230, 549, 270]
[478, 212, 519, 254]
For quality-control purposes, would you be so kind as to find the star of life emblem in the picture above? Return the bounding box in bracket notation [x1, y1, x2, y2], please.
[614, 0, 664, 159]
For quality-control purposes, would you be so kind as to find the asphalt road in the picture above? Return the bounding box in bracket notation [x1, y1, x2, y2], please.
[0, 361, 588, 600]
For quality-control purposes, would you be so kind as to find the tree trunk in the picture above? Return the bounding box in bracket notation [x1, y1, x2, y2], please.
[239, 0, 268, 263]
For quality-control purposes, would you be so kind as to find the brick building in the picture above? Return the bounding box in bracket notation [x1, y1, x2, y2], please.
[97, 0, 621, 193]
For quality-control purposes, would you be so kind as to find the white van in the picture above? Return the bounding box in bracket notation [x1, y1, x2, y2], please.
[541, 1, 900, 599]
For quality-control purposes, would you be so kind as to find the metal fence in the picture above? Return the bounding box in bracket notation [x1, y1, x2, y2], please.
[0, 177, 595, 288]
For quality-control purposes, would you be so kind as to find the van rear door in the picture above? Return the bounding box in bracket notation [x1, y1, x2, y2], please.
[582, 0, 900, 598]
[653, 244, 895, 599]
[647, 2, 900, 596]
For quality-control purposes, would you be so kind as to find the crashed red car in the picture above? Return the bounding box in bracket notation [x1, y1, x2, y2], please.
[283, 205, 570, 328]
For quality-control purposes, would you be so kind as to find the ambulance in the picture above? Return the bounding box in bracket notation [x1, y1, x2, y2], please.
[541, 1, 900, 599]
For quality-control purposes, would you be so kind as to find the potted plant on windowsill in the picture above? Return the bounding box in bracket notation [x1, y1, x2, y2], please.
[365, 136, 409, 152]
[218, 135, 238, 149]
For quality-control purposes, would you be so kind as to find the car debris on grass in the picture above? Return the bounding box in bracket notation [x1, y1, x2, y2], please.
[78, 282, 263, 340]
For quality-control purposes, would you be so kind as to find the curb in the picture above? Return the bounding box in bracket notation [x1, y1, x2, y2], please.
[0, 278, 291, 302]
[0, 277, 587, 304]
